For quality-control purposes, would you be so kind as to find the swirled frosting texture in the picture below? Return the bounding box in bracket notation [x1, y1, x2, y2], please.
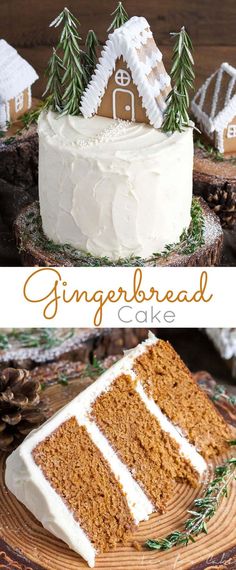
[38, 112, 193, 260]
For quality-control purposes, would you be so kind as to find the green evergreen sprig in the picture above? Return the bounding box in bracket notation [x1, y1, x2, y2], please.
[85, 30, 99, 79]
[146, 450, 236, 552]
[162, 27, 194, 133]
[44, 49, 64, 112]
[108, 2, 129, 32]
[81, 357, 105, 379]
[0, 329, 74, 351]
[58, 8, 87, 115]
[44, 7, 87, 116]
[0, 333, 9, 349]
[211, 384, 236, 407]
[21, 98, 51, 129]
[195, 136, 236, 166]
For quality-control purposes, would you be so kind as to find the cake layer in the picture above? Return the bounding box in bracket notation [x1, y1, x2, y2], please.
[91, 374, 200, 510]
[38, 111, 193, 260]
[33, 418, 135, 553]
[133, 340, 231, 458]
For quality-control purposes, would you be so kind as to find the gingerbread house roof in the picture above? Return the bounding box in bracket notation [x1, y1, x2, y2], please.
[80, 16, 171, 129]
[191, 62, 236, 135]
[0, 39, 38, 103]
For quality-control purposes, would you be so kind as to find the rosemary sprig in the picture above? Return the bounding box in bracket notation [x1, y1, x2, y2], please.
[211, 384, 236, 407]
[0, 329, 74, 350]
[58, 373, 69, 386]
[21, 98, 51, 129]
[195, 136, 236, 166]
[81, 357, 105, 379]
[84, 30, 99, 80]
[146, 453, 236, 552]
[43, 49, 64, 113]
[108, 2, 129, 32]
[162, 27, 194, 133]
[0, 100, 50, 145]
[45, 8, 87, 116]
[0, 334, 9, 350]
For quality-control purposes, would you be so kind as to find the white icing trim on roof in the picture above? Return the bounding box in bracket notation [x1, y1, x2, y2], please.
[80, 17, 171, 129]
[191, 62, 236, 137]
[0, 39, 38, 102]
[210, 66, 223, 119]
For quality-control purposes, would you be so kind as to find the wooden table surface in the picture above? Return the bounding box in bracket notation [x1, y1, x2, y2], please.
[1, 0, 236, 99]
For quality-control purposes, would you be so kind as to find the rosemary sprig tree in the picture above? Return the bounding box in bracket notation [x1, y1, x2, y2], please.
[107, 2, 129, 32]
[146, 453, 236, 552]
[48, 7, 87, 116]
[43, 48, 64, 112]
[85, 29, 99, 79]
[162, 27, 194, 133]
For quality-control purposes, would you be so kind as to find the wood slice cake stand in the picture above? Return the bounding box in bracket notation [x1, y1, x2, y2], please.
[0, 99, 39, 231]
[14, 197, 223, 267]
[0, 364, 235, 570]
[0, 328, 147, 369]
[193, 146, 236, 228]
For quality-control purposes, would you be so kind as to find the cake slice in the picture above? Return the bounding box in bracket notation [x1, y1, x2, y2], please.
[5, 333, 230, 567]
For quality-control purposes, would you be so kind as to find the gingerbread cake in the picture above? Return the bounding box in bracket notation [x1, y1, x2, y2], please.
[38, 15, 193, 260]
[5, 333, 230, 567]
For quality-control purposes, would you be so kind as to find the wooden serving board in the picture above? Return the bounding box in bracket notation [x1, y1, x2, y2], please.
[14, 198, 223, 267]
[0, 368, 236, 570]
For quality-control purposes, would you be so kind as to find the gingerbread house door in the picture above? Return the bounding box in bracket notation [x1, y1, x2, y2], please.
[113, 88, 135, 121]
[112, 68, 135, 121]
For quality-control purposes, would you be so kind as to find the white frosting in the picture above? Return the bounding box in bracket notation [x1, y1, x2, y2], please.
[38, 112, 193, 260]
[80, 17, 170, 129]
[6, 333, 206, 567]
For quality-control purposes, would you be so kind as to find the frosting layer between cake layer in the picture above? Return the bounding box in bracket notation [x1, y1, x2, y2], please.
[38, 112, 193, 260]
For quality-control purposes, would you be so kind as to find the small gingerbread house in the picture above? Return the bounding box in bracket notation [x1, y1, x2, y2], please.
[80, 16, 171, 129]
[191, 62, 236, 156]
[0, 39, 38, 130]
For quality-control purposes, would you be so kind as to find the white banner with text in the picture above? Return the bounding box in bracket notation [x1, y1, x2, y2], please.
[0, 267, 235, 328]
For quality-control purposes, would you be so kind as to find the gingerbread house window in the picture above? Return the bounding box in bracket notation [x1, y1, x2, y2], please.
[227, 124, 236, 138]
[15, 92, 24, 113]
[115, 69, 131, 87]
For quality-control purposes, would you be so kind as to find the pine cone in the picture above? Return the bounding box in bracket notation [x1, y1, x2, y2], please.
[0, 368, 45, 451]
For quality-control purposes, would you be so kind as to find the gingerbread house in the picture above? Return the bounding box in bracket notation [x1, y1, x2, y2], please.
[191, 62, 236, 156]
[80, 16, 171, 129]
[0, 39, 38, 130]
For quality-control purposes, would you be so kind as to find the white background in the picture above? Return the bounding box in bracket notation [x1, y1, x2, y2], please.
[0, 267, 235, 328]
